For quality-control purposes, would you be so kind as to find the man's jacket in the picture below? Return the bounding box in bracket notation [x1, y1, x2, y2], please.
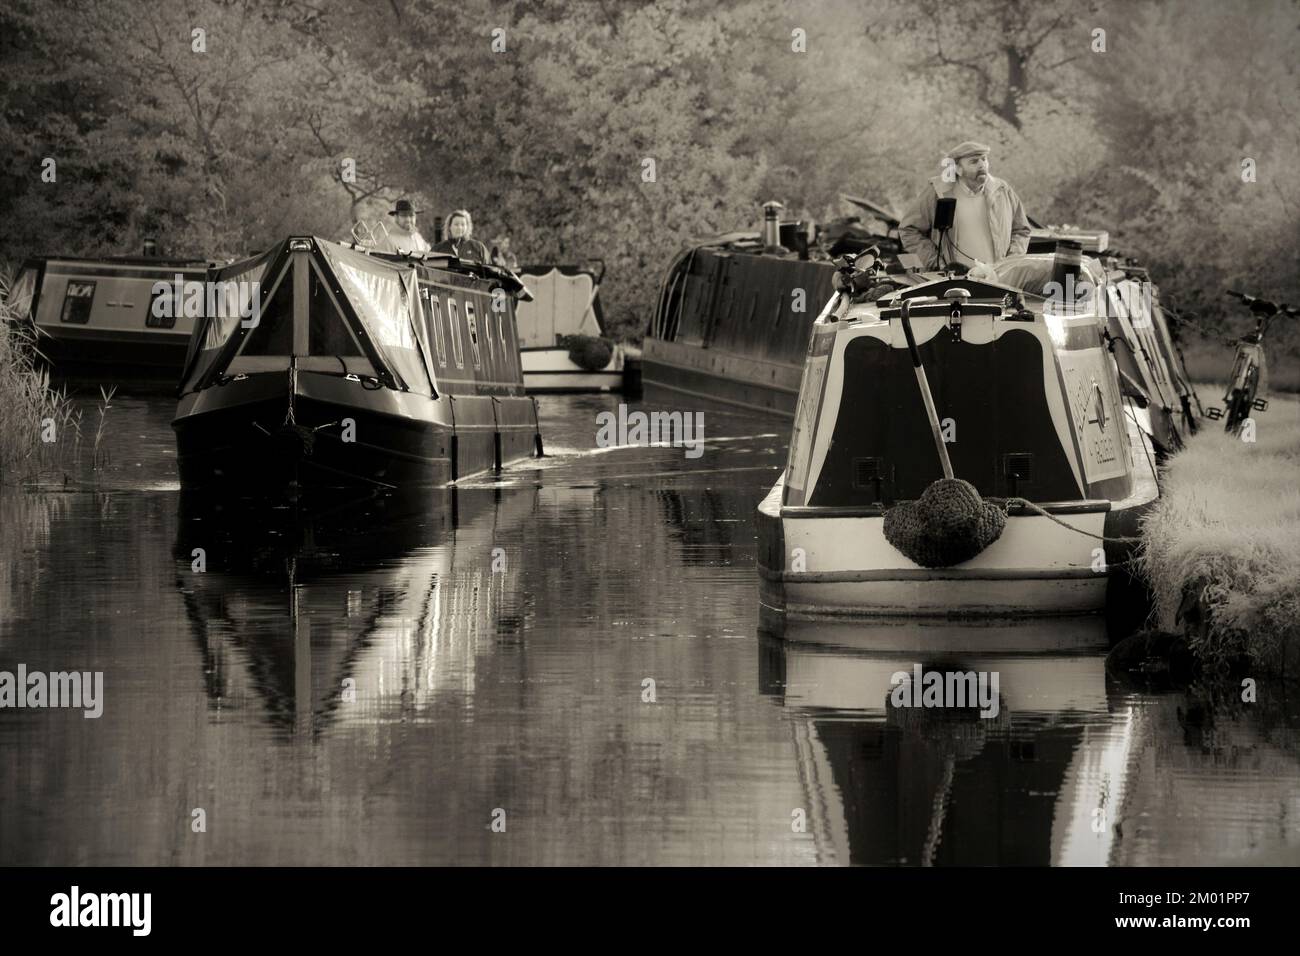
[898, 174, 1031, 269]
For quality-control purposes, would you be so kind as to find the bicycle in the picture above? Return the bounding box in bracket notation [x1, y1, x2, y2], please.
[1205, 290, 1298, 434]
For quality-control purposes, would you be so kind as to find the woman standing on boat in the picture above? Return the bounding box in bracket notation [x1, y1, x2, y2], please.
[434, 209, 490, 263]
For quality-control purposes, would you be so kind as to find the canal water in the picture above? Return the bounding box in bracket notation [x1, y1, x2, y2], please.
[1, 392, 1298, 866]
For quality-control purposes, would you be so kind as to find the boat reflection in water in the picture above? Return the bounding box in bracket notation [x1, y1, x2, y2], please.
[759, 616, 1138, 865]
[174, 485, 534, 738]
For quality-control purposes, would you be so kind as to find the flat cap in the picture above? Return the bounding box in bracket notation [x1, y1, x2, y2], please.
[948, 140, 991, 162]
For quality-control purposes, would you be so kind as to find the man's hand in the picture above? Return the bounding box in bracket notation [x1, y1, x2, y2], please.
[968, 260, 998, 283]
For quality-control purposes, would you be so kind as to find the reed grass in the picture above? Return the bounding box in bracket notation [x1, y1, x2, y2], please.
[0, 268, 84, 484]
[1139, 396, 1300, 673]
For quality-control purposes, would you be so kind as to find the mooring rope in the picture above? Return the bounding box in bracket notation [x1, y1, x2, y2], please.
[1002, 496, 1143, 544]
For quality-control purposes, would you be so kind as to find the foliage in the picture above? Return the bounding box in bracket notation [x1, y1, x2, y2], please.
[1, 0, 1296, 344]
[0, 268, 80, 483]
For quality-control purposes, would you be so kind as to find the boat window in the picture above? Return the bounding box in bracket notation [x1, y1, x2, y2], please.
[425, 291, 448, 365]
[477, 299, 494, 363]
[465, 302, 482, 369]
[497, 311, 510, 372]
[308, 268, 363, 356]
[240, 276, 294, 355]
[60, 280, 96, 324]
[145, 286, 177, 329]
[448, 298, 465, 367]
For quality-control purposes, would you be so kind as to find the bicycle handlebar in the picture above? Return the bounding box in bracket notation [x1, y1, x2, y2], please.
[1226, 289, 1293, 317]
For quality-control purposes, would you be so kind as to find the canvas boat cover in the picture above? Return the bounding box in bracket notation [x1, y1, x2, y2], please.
[317, 240, 434, 395]
[179, 238, 438, 397]
[514, 266, 603, 347]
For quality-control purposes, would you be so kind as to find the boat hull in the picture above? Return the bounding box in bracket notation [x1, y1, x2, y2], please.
[640, 338, 800, 416]
[758, 461, 1156, 620]
[174, 370, 537, 490]
[521, 346, 625, 393]
[34, 327, 189, 386]
[14, 256, 204, 384]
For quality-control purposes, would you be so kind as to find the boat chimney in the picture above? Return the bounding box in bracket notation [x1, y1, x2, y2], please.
[761, 200, 785, 254]
[142, 238, 158, 257]
[433, 216, 445, 244]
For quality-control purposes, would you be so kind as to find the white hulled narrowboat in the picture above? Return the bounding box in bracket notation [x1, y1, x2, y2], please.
[514, 263, 628, 392]
[757, 247, 1168, 620]
[8, 253, 209, 382]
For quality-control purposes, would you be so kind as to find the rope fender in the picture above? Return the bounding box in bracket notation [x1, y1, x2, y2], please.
[883, 478, 1006, 568]
[884, 479, 1144, 568]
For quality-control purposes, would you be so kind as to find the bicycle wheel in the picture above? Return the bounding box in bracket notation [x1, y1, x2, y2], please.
[1225, 383, 1253, 434]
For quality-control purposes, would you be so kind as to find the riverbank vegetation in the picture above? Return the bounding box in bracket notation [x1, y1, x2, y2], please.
[0, 269, 117, 485]
[1, 0, 1296, 349]
[0, 270, 73, 483]
[1140, 396, 1300, 675]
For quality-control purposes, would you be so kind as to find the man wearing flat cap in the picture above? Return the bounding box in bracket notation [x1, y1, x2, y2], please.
[899, 141, 1030, 280]
[374, 198, 431, 254]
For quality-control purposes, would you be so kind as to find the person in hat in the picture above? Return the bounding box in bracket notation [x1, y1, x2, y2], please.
[898, 141, 1030, 279]
[433, 209, 490, 264]
[375, 198, 431, 254]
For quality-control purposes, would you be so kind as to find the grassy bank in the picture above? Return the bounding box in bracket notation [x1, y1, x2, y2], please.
[1139, 394, 1300, 674]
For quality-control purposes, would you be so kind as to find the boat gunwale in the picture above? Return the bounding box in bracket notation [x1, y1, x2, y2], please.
[778, 499, 1115, 519]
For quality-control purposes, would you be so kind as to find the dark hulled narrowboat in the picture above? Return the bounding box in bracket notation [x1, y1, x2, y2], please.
[172, 236, 542, 491]
[643, 199, 904, 415]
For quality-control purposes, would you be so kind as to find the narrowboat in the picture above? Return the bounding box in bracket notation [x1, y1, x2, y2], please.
[172, 236, 542, 491]
[514, 261, 630, 392]
[7, 252, 209, 383]
[756, 242, 1191, 619]
[643, 199, 905, 415]
[643, 199, 1196, 428]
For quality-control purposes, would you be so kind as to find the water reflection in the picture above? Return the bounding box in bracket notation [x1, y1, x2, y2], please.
[759, 618, 1137, 865]
[3, 394, 1299, 864]
[174, 487, 531, 739]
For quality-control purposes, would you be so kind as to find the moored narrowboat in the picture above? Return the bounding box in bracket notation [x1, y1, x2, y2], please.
[172, 236, 542, 491]
[514, 261, 630, 392]
[643, 201, 1197, 432]
[757, 245, 1183, 620]
[643, 199, 904, 415]
[7, 252, 209, 383]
